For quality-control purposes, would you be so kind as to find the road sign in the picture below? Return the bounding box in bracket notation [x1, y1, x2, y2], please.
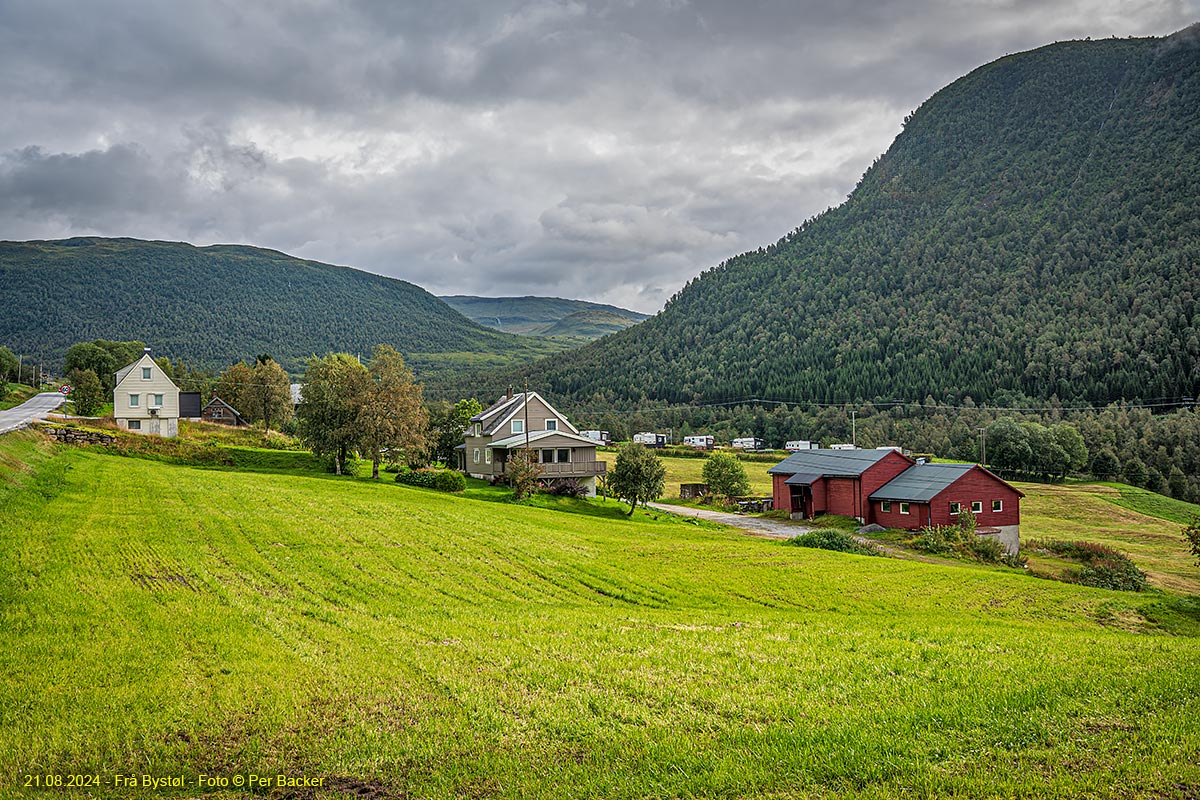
[59, 385, 72, 395]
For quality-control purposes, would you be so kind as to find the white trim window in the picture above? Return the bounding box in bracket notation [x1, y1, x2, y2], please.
[128, 393, 140, 407]
[881, 501, 892, 513]
[971, 501, 983, 514]
[899, 502, 910, 515]
[511, 420, 524, 434]
[473, 448, 480, 464]
[474, 423, 482, 436]
[128, 420, 141, 430]
[485, 449, 491, 465]
[992, 500, 1003, 513]
[545, 419, 557, 431]
[141, 367, 152, 380]
[949, 502, 961, 515]
[152, 393, 164, 407]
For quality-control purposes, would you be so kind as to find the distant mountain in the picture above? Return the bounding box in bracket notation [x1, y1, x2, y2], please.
[439, 295, 648, 340]
[499, 27, 1200, 407]
[0, 238, 567, 379]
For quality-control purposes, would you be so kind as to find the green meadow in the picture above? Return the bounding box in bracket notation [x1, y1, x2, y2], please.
[2, 432, 1200, 799]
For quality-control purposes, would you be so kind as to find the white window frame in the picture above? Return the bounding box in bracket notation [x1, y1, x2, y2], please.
[141, 367, 152, 380]
[473, 448, 480, 464]
[971, 501, 983, 514]
[992, 500, 1003, 513]
[485, 449, 491, 465]
[511, 420, 524, 434]
[881, 500, 891, 513]
[541, 448, 556, 464]
[557, 448, 571, 463]
[899, 502, 910, 515]
[474, 423, 482, 436]
[128, 419, 141, 430]
[151, 393, 164, 408]
[949, 502, 961, 515]
[545, 419, 557, 431]
[128, 393, 140, 408]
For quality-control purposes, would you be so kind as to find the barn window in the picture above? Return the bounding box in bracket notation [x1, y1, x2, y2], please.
[971, 501, 983, 514]
[899, 503, 910, 515]
[992, 500, 1003, 512]
[949, 502, 960, 515]
[881, 501, 892, 512]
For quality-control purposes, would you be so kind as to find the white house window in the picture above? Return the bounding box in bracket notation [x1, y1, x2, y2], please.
[129, 394, 139, 407]
[473, 448, 480, 464]
[949, 502, 961, 515]
[546, 419, 557, 431]
[474, 423, 482, 436]
[881, 501, 892, 513]
[485, 449, 491, 464]
[992, 500, 1003, 512]
[512, 420, 524, 434]
[899, 502, 910, 515]
[541, 449, 556, 463]
[128, 420, 141, 430]
[142, 367, 152, 380]
[152, 393, 164, 407]
[971, 501, 983, 514]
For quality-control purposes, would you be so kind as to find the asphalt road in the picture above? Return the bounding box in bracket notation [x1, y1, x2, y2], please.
[0, 392, 67, 435]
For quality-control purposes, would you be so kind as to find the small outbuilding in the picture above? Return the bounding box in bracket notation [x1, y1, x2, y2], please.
[201, 396, 248, 427]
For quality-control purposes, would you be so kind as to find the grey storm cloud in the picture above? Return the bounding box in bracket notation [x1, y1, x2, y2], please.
[0, 0, 1197, 311]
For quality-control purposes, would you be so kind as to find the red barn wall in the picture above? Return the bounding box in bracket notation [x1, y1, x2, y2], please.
[872, 500, 931, 530]
[772, 474, 791, 512]
[929, 468, 1021, 527]
[860, 452, 917, 523]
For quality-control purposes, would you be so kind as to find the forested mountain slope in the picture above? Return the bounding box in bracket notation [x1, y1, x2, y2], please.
[0, 238, 564, 376]
[513, 28, 1200, 407]
[439, 295, 647, 339]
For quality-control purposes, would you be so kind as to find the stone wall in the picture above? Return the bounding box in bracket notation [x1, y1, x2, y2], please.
[42, 427, 116, 445]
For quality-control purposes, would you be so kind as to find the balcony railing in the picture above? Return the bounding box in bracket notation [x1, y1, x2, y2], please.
[538, 461, 607, 477]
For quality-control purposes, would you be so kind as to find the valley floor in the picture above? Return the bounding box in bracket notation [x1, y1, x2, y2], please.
[2, 433, 1199, 799]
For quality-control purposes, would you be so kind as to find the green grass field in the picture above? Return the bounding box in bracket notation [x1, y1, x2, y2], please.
[2, 433, 1200, 798]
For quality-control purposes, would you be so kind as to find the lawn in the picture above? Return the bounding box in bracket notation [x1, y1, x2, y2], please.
[2, 433, 1200, 798]
[0, 382, 37, 411]
[597, 451, 776, 498]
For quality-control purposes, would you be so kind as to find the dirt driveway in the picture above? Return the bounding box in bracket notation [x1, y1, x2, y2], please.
[645, 502, 812, 539]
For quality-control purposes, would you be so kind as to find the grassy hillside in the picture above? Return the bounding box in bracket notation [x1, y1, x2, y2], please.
[439, 295, 647, 339]
[2, 433, 1199, 798]
[508, 29, 1200, 407]
[0, 238, 567, 379]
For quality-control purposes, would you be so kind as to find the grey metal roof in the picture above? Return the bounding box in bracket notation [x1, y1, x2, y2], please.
[768, 448, 898, 477]
[869, 463, 975, 502]
[471, 393, 526, 433]
[784, 472, 824, 486]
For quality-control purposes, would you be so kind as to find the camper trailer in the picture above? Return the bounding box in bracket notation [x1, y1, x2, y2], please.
[732, 437, 765, 451]
[683, 435, 715, 449]
[633, 432, 667, 448]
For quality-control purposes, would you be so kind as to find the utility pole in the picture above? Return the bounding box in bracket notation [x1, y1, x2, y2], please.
[523, 379, 530, 453]
[977, 426, 987, 467]
[16, 354, 22, 386]
[851, 409, 857, 448]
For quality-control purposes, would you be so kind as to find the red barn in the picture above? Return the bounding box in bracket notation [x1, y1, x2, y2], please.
[769, 449, 915, 522]
[769, 450, 1023, 553]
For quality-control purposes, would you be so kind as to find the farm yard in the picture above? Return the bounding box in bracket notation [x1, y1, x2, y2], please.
[2, 431, 1200, 798]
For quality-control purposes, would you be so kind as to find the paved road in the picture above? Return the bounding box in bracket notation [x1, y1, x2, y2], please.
[646, 501, 813, 539]
[0, 392, 67, 435]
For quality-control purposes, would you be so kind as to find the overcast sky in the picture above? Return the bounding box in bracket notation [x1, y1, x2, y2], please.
[0, 1, 1195, 312]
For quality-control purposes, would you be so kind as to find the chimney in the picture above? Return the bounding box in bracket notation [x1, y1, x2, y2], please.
[507, 385, 514, 400]
[143, 346, 151, 355]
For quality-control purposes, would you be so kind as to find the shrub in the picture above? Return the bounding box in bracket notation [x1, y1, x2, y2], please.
[432, 470, 466, 493]
[784, 529, 882, 557]
[912, 523, 971, 555]
[544, 478, 587, 498]
[1032, 539, 1147, 592]
[396, 468, 464, 492]
[968, 535, 1005, 563]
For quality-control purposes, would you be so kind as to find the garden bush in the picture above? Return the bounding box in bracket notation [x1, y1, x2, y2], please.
[1033, 539, 1147, 592]
[784, 529, 881, 556]
[396, 468, 464, 493]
